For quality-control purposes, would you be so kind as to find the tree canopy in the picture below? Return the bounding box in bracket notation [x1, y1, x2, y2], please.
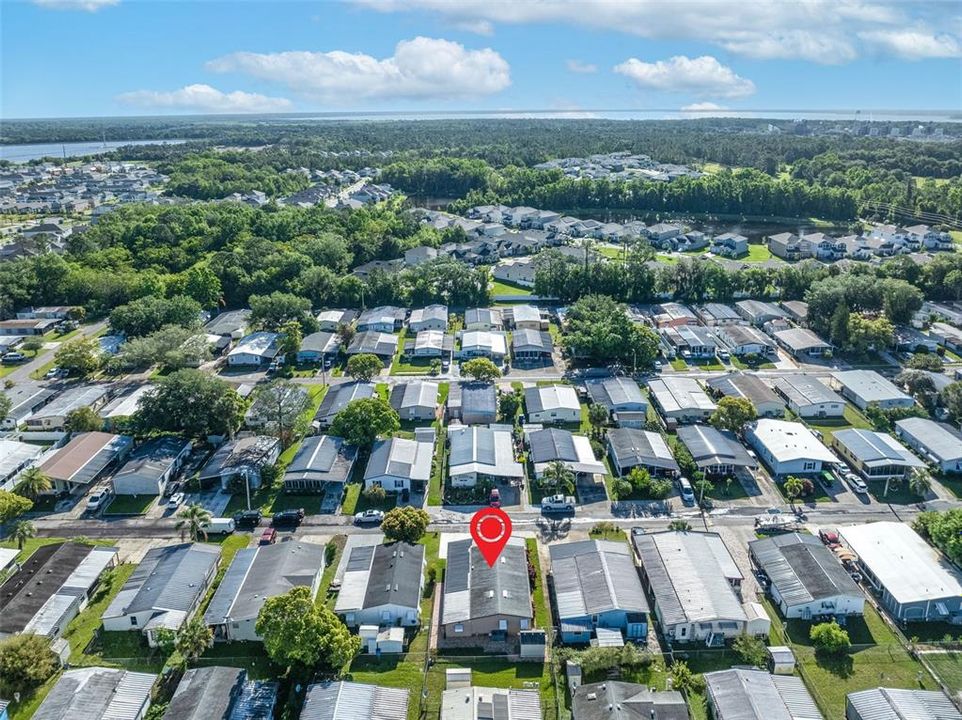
[134, 369, 246, 438]
[329, 397, 400, 448]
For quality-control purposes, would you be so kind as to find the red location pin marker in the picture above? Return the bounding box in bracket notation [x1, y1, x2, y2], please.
[470, 507, 512, 567]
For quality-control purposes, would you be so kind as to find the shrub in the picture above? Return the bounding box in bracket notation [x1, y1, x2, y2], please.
[363, 485, 387, 502]
[810, 621, 851, 655]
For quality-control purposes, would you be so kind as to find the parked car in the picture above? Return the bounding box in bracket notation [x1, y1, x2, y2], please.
[163, 481, 182, 498]
[233, 509, 262, 529]
[45, 366, 68, 379]
[272, 508, 304, 527]
[819, 529, 840, 548]
[541, 494, 575, 513]
[489, 488, 501, 508]
[259, 527, 277, 545]
[354, 509, 385, 525]
[167, 492, 185, 509]
[86, 488, 112, 512]
[677, 476, 695, 505]
[1, 352, 27, 364]
[845, 472, 868, 495]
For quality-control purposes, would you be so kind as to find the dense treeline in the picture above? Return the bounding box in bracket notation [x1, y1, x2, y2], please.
[5, 118, 959, 180]
[533, 245, 962, 310]
[0, 199, 487, 318]
[158, 152, 312, 200]
[446, 165, 861, 221]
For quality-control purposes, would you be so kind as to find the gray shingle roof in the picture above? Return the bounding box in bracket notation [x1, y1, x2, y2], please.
[205, 541, 326, 625]
[442, 538, 532, 624]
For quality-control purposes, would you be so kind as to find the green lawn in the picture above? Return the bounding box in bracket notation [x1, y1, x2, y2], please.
[0, 348, 41, 378]
[525, 537, 552, 628]
[744, 244, 775, 262]
[922, 652, 962, 694]
[950, 230, 962, 245]
[768, 601, 936, 719]
[655, 254, 680, 265]
[392, 356, 437, 376]
[670, 358, 688, 371]
[341, 482, 397, 515]
[490, 280, 533, 296]
[597, 245, 627, 261]
[65, 564, 137, 665]
[427, 426, 447, 506]
[103, 494, 158, 515]
[803, 404, 873, 445]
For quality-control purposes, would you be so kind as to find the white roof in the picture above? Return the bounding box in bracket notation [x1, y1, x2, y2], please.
[840, 522, 962, 605]
[441, 686, 541, 720]
[228, 332, 278, 359]
[749, 419, 839, 464]
[448, 426, 524, 480]
[415, 330, 445, 352]
[461, 330, 507, 355]
[526, 384, 579, 413]
[832, 370, 913, 404]
[100, 384, 153, 418]
[648, 377, 716, 414]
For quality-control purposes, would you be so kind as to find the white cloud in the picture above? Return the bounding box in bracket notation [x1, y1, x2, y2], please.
[859, 29, 962, 59]
[355, 0, 962, 64]
[566, 59, 598, 74]
[681, 102, 727, 112]
[117, 84, 293, 113]
[32, 0, 118, 10]
[615, 55, 756, 98]
[450, 18, 494, 36]
[207, 37, 510, 102]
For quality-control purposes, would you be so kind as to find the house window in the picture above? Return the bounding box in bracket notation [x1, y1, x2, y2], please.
[130, 616, 138, 626]
[381, 611, 392, 621]
[803, 462, 815, 471]
[454, 624, 464, 633]
[499, 620, 508, 631]
[520, 618, 530, 630]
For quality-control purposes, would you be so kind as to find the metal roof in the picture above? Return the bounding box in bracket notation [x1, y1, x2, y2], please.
[228, 333, 279, 360]
[846, 688, 962, 720]
[895, 417, 962, 463]
[704, 669, 823, 720]
[448, 426, 524, 480]
[647, 377, 716, 414]
[461, 331, 508, 356]
[347, 331, 398, 356]
[749, 533, 861, 609]
[390, 381, 439, 412]
[839, 522, 962, 605]
[832, 429, 925, 469]
[465, 308, 503, 327]
[773, 328, 831, 352]
[300, 331, 342, 354]
[40, 431, 133, 485]
[409, 304, 448, 327]
[441, 686, 542, 720]
[747, 419, 838, 464]
[512, 329, 552, 352]
[773, 375, 843, 408]
[113, 437, 191, 486]
[633, 531, 745, 627]
[284, 435, 357, 484]
[706, 374, 783, 411]
[103, 543, 219, 621]
[315, 382, 375, 424]
[205, 541, 326, 625]
[586, 377, 647, 411]
[199, 436, 279, 480]
[736, 300, 787, 321]
[528, 428, 606, 476]
[32, 383, 109, 420]
[572, 682, 688, 720]
[718, 324, 775, 349]
[163, 666, 276, 720]
[300, 681, 409, 720]
[548, 540, 648, 621]
[204, 309, 251, 336]
[0, 439, 42, 484]
[334, 542, 424, 614]
[357, 306, 406, 328]
[698, 303, 742, 322]
[676, 425, 757, 469]
[442, 538, 531, 624]
[606, 428, 679, 473]
[365, 436, 434, 483]
[832, 370, 913, 405]
[33, 667, 156, 720]
[101, 384, 154, 418]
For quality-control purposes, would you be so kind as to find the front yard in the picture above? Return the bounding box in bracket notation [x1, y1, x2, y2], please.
[103, 494, 157, 516]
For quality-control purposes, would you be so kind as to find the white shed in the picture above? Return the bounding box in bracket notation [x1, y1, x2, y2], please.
[767, 645, 796, 675]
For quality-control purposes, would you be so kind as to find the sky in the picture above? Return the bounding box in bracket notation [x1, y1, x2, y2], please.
[2, 0, 961, 119]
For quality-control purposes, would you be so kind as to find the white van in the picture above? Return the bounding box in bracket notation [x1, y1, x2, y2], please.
[202, 517, 236, 535]
[677, 476, 695, 505]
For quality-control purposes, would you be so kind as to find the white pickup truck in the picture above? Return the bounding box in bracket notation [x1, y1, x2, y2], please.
[541, 494, 576, 513]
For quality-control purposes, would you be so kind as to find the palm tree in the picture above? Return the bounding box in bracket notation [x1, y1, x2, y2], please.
[540, 460, 575, 494]
[176, 504, 212, 542]
[587, 404, 609, 438]
[12, 520, 36, 550]
[908, 467, 933, 499]
[175, 615, 212, 661]
[784, 476, 804, 506]
[14, 467, 52, 499]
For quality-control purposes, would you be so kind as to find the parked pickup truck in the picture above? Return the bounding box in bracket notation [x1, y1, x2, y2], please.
[541, 494, 576, 513]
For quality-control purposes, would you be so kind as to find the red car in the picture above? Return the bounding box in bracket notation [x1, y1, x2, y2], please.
[819, 529, 840, 548]
[489, 488, 501, 508]
[259, 527, 277, 545]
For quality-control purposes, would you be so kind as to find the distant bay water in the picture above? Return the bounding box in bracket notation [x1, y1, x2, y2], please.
[0, 139, 185, 163]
